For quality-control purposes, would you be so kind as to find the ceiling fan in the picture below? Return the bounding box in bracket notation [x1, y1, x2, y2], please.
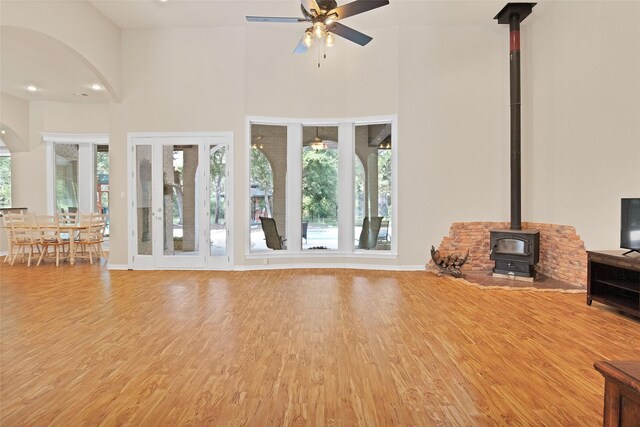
[246, 0, 390, 54]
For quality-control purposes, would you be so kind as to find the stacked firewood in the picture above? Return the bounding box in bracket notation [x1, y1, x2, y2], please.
[432, 251, 465, 270]
[429, 245, 469, 277]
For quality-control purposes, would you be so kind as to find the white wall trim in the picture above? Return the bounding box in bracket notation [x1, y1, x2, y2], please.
[110, 264, 425, 272]
[40, 133, 109, 144]
[235, 264, 425, 271]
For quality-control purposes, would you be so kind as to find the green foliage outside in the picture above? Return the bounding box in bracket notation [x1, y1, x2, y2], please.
[210, 147, 226, 225]
[0, 156, 10, 207]
[250, 145, 390, 227]
[378, 149, 392, 219]
[302, 148, 338, 224]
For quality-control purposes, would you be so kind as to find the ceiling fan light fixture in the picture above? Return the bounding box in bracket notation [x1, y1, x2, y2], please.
[313, 22, 325, 38]
[303, 29, 314, 47]
[324, 32, 335, 47]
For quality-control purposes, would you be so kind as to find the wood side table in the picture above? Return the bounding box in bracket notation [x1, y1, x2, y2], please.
[594, 361, 640, 427]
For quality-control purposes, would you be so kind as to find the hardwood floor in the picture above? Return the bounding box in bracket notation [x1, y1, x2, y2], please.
[1, 263, 639, 426]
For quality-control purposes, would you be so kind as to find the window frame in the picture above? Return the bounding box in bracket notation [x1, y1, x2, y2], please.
[246, 115, 398, 258]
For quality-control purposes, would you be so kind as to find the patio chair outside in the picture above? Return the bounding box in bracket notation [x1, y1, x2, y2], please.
[357, 216, 383, 249]
[260, 217, 286, 250]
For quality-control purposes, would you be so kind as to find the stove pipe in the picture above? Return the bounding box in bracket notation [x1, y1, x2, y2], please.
[495, 3, 536, 231]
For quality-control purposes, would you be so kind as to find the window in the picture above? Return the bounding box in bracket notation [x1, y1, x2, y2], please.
[55, 143, 79, 212]
[0, 142, 10, 207]
[354, 123, 392, 251]
[249, 124, 287, 251]
[248, 117, 396, 256]
[302, 125, 339, 250]
[96, 145, 109, 235]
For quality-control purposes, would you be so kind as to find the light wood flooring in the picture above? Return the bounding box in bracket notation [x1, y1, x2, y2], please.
[1, 262, 639, 426]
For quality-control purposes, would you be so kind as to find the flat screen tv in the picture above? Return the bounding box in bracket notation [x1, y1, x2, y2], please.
[621, 198, 640, 255]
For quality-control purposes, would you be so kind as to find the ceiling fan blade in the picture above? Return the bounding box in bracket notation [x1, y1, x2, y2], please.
[293, 37, 309, 54]
[246, 16, 308, 23]
[329, 22, 373, 46]
[300, 0, 321, 15]
[332, 0, 389, 20]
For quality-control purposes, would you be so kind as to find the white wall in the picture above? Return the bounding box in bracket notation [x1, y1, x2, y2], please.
[8, 102, 109, 213]
[0, 93, 29, 152]
[524, 1, 640, 250]
[3, 1, 639, 267]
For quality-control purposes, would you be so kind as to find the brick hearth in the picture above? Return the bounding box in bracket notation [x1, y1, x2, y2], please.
[432, 222, 587, 287]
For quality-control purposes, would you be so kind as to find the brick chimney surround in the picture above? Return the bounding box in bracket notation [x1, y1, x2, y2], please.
[432, 222, 588, 287]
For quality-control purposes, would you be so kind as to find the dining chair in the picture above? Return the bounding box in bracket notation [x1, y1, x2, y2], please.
[75, 221, 107, 264]
[9, 222, 40, 266]
[36, 215, 70, 267]
[2, 214, 25, 264]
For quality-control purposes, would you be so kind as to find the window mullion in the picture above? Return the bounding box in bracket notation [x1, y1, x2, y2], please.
[287, 123, 303, 252]
[338, 122, 354, 253]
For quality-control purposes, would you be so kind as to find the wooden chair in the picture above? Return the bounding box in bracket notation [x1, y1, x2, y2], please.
[58, 211, 79, 241]
[2, 211, 28, 264]
[9, 221, 40, 266]
[74, 213, 108, 264]
[36, 215, 70, 267]
[357, 216, 383, 249]
[259, 217, 286, 250]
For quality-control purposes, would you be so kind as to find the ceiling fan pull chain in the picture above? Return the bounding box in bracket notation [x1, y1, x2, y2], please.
[317, 42, 321, 68]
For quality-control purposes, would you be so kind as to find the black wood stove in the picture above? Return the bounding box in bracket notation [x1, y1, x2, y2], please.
[490, 3, 540, 279]
[490, 229, 539, 277]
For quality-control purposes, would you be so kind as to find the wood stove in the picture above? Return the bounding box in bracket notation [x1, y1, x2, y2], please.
[491, 3, 540, 279]
[490, 229, 540, 277]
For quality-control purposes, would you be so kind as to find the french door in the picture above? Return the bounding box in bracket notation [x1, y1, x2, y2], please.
[129, 133, 232, 269]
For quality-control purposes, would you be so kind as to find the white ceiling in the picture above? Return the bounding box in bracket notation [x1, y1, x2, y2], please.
[87, 0, 512, 30]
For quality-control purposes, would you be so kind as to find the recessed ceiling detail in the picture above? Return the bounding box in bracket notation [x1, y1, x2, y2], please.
[1, 27, 111, 104]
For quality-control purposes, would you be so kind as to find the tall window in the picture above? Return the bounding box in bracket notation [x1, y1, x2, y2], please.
[248, 117, 396, 255]
[55, 144, 79, 212]
[354, 123, 392, 251]
[96, 145, 109, 234]
[250, 124, 286, 251]
[0, 142, 10, 207]
[302, 125, 339, 250]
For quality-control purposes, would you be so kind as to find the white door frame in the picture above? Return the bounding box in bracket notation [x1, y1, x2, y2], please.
[127, 132, 233, 270]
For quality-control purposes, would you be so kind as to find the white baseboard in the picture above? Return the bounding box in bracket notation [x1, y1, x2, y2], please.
[116, 264, 425, 272]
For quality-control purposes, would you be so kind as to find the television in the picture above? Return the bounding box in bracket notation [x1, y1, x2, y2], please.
[621, 198, 640, 255]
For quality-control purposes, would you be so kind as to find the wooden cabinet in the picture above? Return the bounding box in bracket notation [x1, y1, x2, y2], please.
[587, 251, 640, 318]
[594, 361, 640, 427]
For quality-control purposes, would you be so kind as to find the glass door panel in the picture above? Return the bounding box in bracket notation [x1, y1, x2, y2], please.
[135, 145, 153, 257]
[161, 144, 199, 257]
[209, 145, 227, 257]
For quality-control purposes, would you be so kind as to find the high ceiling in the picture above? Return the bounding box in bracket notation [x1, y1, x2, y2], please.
[0, 0, 517, 104]
[0, 26, 110, 104]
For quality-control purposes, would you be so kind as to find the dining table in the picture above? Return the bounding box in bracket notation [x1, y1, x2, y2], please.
[41, 222, 93, 265]
[3, 221, 94, 266]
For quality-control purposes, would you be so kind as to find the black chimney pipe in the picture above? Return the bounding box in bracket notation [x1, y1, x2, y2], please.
[495, 3, 535, 231]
